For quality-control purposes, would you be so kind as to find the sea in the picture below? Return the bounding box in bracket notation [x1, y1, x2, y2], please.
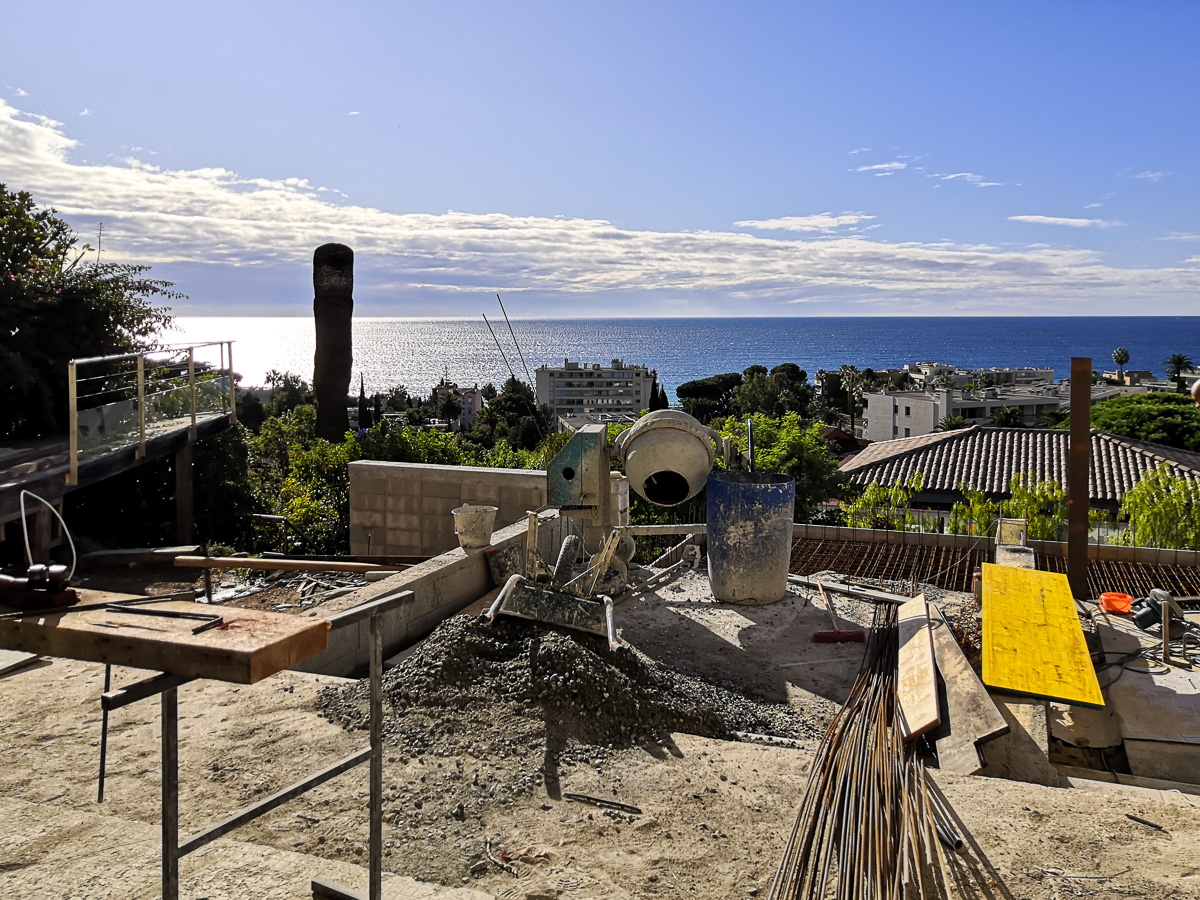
[169, 317, 1200, 404]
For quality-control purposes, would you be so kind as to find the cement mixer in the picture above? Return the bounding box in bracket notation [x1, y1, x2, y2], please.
[487, 411, 731, 646]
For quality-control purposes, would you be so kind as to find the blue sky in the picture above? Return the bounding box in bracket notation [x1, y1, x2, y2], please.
[3, 2, 1199, 316]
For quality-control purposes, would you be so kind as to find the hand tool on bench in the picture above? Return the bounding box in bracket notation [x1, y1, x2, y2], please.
[812, 579, 866, 643]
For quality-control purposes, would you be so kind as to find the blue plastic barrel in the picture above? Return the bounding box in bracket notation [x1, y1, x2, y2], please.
[706, 472, 795, 604]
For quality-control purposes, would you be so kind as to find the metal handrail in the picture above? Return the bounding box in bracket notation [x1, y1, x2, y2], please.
[68, 341, 237, 484]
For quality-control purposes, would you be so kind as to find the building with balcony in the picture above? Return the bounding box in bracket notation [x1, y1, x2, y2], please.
[535, 359, 657, 425]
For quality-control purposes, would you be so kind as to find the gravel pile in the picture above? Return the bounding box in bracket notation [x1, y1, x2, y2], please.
[319, 613, 817, 765]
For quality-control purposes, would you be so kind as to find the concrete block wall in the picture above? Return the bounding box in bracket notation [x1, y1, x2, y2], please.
[349, 460, 547, 558]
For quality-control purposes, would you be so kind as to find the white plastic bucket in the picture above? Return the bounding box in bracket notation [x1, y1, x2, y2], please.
[452, 504, 498, 549]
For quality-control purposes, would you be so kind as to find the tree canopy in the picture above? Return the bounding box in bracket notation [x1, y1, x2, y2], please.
[1, 185, 178, 438]
[1080, 392, 1200, 451]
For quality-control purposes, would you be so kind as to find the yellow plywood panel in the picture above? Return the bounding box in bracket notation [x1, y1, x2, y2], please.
[981, 563, 1105, 709]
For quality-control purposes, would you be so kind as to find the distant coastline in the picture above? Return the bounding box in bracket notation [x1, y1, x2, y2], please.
[170, 316, 1200, 402]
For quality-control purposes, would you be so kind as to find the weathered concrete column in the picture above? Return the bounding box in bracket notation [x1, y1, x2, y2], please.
[313, 243, 354, 442]
[175, 444, 194, 544]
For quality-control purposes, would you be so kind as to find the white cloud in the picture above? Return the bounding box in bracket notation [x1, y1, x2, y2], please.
[1134, 171, 1168, 182]
[934, 172, 1002, 188]
[79, 108, 92, 117]
[2, 98, 1198, 312]
[848, 147, 871, 154]
[1083, 202, 1103, 209]
[1008, 215, 1121, 229]
[1186, 256, 1200, 265]
[347, 111, 360, 116]
[855, 161, 906, 173]
[1161, 232, 1200, 242]
[734, 213, 875, 232]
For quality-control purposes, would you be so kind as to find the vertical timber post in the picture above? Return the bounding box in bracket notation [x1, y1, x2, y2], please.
[313, 244, 354, 442]
[68, 361, 78, 486]
[1067, 357, 1091, 600]
[369, 609, 383, 900]
[162, 686, 179, 900]
[176, 444, 194, 545]
[136, 354, 146, 459]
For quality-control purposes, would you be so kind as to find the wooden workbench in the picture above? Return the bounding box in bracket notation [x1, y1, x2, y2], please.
[0, 597, 329, 684]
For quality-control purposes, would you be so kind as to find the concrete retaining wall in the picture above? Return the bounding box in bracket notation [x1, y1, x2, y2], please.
[349, 460, 546, 558]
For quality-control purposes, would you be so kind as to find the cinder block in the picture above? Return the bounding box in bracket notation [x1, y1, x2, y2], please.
[420, 496, 458, 517]
[387, 475, 422, 496]
[386, 529, 421, 555]
[349, 474, 388, 496]
[385, 495, 420, 514]
[355, 510, 385, 529]
[426, 480, 465, 500]
[351, 493, 386, 512]
[386, 513, 421, 531]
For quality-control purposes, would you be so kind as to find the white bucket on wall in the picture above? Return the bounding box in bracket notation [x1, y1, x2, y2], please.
[452, 504, 498, 549]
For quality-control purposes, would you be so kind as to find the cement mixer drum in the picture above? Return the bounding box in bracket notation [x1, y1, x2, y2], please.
[614, 410, 721, 507]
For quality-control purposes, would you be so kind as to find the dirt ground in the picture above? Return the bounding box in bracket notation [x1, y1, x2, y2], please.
[2, 565, 1199, 899]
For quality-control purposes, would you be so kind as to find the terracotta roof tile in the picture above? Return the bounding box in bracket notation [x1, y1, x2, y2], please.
[840, 427, 1200, 502]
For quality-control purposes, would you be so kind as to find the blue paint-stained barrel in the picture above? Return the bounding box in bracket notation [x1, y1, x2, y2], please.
[706, 472, 795, 604]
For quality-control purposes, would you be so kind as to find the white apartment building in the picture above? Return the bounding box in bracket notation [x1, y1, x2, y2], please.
[535, 359, 656, 420]
[903, 362, 1055, 388]
[863, 387, 1066, 441]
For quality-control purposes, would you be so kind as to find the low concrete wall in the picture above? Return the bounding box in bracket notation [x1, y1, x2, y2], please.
[349, 460, 546, 558]
[295, 518, 525, 677]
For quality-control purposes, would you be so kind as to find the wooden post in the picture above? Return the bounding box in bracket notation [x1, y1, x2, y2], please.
[227, 341, 237, 423]
[68, 361, 79, 486]
[1067, 357, 1091, 600]
[136, 354, 146, 459]
[188, 347, 197, 439]
[176, 444, 194, 544]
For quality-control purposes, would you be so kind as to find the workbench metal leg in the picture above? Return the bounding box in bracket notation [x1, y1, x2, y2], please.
[98, 664, 111, 803]
[162, 686, 179, 900]
[369, 611, 383, 900]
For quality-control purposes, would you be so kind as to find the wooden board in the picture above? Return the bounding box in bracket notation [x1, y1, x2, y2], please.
[0, 600, 329, 685]
[928, 605, 1009, 774]
[981, 562, 1104, 708]
[0, 648, 39, 677]
[896, 595, 941, 741]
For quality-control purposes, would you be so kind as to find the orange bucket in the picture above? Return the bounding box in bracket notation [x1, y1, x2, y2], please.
[1099, 592, 1134, 614]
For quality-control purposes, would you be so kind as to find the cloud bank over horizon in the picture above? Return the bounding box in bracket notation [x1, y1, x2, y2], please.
[3, 99, 1199, 317]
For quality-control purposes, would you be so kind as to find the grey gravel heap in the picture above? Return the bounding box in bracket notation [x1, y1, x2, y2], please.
[319, 614, 817, 765]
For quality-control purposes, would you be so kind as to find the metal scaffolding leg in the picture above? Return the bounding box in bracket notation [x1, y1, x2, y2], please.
[162, 686, 179, 900]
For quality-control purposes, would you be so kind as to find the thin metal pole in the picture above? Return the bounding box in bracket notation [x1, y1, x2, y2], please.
[137, 354, 147, 458]
[162, 686, 179, 900]
[97, 664, 111, 802]
[369, 612, 383, 900]
[188, 347, 197, 438]
[227, 342, 238, 423]
[68, 361, 79, 485]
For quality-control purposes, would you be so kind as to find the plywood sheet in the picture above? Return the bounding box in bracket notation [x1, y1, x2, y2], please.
[897, 595, 940, 741]
[929, 605, 1009, 774]
[981, 562, 1104, 708]
[0, 600, 328, 684]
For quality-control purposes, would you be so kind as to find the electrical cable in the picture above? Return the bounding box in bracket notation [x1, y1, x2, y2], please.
[19, 489, 77, 580]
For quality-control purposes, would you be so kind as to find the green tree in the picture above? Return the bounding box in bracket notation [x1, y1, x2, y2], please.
[1164, 353, 1196, 393]
[264, 370, 313, 417]
[713, 413, 845, 519]
[733, 369, 781, 416]
[948, 483, 999, 537]
[1078, 392, 1200, 451]
[842, 473, 926, 531]
[1003, 472, 1067, 541]
[1112, 347, 1130, 383]
[676, 372, 742, 423]
[1115, 463, 1200, 549]
[990, 406, 1025, 428]
[1, 185, 178, 438]
[936, 415, 968, 431]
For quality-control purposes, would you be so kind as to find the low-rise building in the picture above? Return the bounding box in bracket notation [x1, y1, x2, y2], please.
[432, 382, 484, 431]
[535, 359, 657, 421]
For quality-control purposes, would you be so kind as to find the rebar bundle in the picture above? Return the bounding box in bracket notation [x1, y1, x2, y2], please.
[769, 604, 1005, 900]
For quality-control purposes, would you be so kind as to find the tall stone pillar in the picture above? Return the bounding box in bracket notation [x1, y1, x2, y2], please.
[313, 243, 354, 442]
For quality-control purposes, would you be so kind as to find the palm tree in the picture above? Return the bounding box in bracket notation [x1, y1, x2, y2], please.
[990, 406, 1025, 428]
[936, 415, 968, 431]
[1164, 353, 1195, 393]
[1112, 347, 1130, 384]
[839, 364, 862, 423]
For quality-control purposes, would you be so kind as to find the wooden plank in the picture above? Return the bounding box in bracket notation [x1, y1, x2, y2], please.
[0, 648, 39, 676]
[175, 555, 384, 573]
[981, 562, 1105, 708]
[0, 600, 329, 684]
[928, 605, 1009, 774]
[896, 595, 941, 741]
